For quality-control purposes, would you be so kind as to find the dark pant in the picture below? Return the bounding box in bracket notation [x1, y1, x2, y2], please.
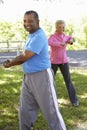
[51, 63, 78, 104]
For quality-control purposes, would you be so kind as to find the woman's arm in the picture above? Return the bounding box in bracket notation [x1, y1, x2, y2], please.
[48, 35, 65, 47]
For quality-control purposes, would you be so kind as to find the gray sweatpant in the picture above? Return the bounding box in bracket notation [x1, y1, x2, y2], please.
[18, 68, 66, 130]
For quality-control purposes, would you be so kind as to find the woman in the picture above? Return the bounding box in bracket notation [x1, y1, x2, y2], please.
[48, 20, 79, 106]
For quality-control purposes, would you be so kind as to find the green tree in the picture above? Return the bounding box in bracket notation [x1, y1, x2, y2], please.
[81, 16, 87, 47]
[12, 21, 28, 41]
[41, 19, 53, 37]
[0, 22, 15, 41]
[0, 22, 15, 47]
[65, 22, 75, 36]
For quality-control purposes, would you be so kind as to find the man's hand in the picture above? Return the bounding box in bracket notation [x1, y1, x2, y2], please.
[3, 60, 11, 68]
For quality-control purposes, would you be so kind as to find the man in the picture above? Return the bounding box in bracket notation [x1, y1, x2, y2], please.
[3, 11, 66, 130]
[48, 20, 79, 107]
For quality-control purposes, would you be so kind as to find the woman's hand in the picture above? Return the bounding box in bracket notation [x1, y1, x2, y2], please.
[60, 42, 66, 46]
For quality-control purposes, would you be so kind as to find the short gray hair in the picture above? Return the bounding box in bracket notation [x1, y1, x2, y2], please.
[55, 20, 65, 28]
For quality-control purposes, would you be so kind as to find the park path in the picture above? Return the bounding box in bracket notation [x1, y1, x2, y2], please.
[67, 50, 87, 68]
[0, 50, 87, 68]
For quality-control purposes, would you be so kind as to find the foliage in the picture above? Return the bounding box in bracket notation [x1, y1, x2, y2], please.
[0, 67, 87, 130]
[0, 22, 15, 41]
[40, 19, 54, 37]
[81, 16, 87, 47]
[65, 22, 75, 36]
[0, 15, 87, 49]
[12, 21, 28, 41]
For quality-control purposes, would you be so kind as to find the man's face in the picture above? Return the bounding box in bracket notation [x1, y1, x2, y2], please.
[23, 14, 39, 34]
[56, 23, 65, 34]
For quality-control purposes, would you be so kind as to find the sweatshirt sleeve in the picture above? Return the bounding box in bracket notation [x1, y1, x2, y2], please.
[48, 34, 63, 47]
[66, 36, 74, 44]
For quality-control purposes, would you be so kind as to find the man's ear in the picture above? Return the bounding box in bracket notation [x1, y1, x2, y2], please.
[37, 19, 40, 24]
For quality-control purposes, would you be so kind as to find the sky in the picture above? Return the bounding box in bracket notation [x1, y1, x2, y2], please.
[0, 0, 87, 23]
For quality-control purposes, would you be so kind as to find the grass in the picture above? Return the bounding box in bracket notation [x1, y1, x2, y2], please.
[0, 66, 87, 130]
[55, 68, 87, 130]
